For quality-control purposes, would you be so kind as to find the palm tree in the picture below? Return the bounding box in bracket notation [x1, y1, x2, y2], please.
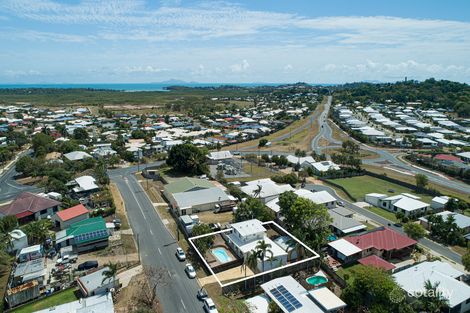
[102, 262, 118, 284]
[253, 185, 263, 199]
[416, 280, 448, 313]
[255, 240, 273, 282]
[245, 250, 258, 291]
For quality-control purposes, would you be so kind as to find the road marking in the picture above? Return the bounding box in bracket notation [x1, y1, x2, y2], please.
[149, 229, 154, 235]
[168, 270, 172, 277]
[180, 299, 186, 311]
[158, 247, 162, 255]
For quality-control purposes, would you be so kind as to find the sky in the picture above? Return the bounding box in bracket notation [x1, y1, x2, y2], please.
[1, 0, 470, 84]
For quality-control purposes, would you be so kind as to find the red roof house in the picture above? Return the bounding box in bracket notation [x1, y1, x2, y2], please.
[434, 154, 463, 163]
[0, 192, 61, 224]
[52, 204, 89, 230]
[358, 255, 396, 271]
[345, 227, 417, 260]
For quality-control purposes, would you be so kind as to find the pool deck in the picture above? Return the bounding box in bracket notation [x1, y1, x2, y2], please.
[204, 234, 238, 268]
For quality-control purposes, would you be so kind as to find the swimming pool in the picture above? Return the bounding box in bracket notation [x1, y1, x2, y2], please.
[212, 247, 232, 263]
[306, 275, 328, 286]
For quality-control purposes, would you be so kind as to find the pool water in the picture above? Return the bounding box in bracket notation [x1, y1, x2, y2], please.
[306, 275, 328, 286]
[212, 248, 232, 263]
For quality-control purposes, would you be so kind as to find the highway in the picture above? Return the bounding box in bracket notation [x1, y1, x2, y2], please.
[109, 165, 205, 313]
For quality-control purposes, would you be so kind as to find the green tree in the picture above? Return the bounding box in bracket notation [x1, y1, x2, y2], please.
[278, 191, 298, 218]
[191, 223, 214, 255]
[32, 133, 54, 156]
[462, 250, 470, 271]
[234, 198, 274, 222]
[21, 220, 51, 245]
[73, 128, 89, 141]
[102, 262, 118, 284]
[415, 280, 448, 313]
[342, 265, 413, 313]
[258, 138, 268, 147]
[166, 143, 208, 175]
[403, 222, 426, 240]
[415, 174, 429, 190]
[255, 239, 273, 276]
[245, 250, 259, 288]
[16, 155, 34, 174]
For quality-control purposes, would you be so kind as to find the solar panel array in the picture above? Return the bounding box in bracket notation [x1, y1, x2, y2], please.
[270, 285, 303, 312]
[75, 229, 108, 244]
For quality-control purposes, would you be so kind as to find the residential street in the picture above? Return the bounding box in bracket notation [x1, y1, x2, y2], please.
[304, 184, 463, 265]
[109, 170, 205, 313]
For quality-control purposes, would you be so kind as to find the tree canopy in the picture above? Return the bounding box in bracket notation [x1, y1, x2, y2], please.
[166, 143, 208, 175]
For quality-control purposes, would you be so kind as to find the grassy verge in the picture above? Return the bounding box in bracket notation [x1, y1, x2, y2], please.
[329, 175, 433, 203]
[204, 282, 249, 313]
[336, 264, 364, 285]
[365, 206, 398, 223]
[12, 288, 78, 313]
[110, 183, 130, 230]
[0, 261, 12, 312]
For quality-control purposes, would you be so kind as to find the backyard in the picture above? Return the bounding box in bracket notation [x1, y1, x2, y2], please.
[12, 288, 78, 313]
[329, 175, 433, 203]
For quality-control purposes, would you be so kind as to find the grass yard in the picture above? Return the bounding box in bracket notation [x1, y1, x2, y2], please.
[329, 175, 433, 203]
[336, 264, 364, 285]
[366, 206, 398, 223]
[12, 288, 78, 313]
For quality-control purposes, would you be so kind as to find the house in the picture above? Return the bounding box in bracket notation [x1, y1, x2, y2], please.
[329, 208, 366, 236]
[63, 151, 92, 161]
[419, 211, 470, 235]
[52, 204, 89, 230]
[357, 255, 395, 271]
[241, 179, 294, 203]
[92, 146, 117, 158]
[393, 261, 470, 313]
[225, 219, 288, 272]
[456, 151, 470, 163]
[35, 293, 114, 313]
[55, 217, 109, 253]
[260, 275, 346, 313]
[8, 229, 28, 253]
[207, 151, 233, 164]
[17, 245, 43, 263]
[366, 193, 430, 217]
[12, 258, 47, 287]
[309, 161, 341, 174]
[328, 227, 416, 263]
[163, 177, 214, 195]
[68, 176, 99, 195]
[431, 196, 450, 210]
[77, 267, 120, 297]
[0, 192, 61, 224]
[286, 155, 315, 168]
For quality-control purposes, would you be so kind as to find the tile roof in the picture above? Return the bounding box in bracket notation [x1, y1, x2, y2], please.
[434, 154, 463, 162]
[345, 227, 416, 251]
[358, 255, 396, 271]
[0, 192, 61, 218]
[55, 204, 89, 222]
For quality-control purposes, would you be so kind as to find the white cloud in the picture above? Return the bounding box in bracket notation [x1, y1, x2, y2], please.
[230, 59, 250, 73]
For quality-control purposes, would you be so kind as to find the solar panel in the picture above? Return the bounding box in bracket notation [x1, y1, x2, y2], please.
[270, 286, 303, 312]
[75, 229, 108, 243]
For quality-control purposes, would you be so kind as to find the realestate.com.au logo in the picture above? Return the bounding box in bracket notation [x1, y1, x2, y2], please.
[389, 287, 453, 303]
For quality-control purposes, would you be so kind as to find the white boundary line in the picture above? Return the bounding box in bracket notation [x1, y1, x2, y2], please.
[188, 220, 320, 288]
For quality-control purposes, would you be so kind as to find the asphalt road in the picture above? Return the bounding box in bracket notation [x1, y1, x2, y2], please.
[304, 184, 463, 265]
[311, 96, 341, 154]
[109, 167, 205, 313]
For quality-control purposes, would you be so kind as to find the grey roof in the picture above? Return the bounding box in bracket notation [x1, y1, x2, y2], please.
[64, 151, 92, 161]
[329, 211, 366, 233]
[77, 267, 117, 294]
[14, 258, 46, 282]
[421, 211, 470, 230]
[34, 293, 114, 313]
[331, 207, 354, 217]
[172, 187, 230, 208]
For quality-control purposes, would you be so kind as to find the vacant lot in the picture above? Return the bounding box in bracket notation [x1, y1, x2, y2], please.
[12, 288, 78, 313]
[330, 175, 433, 203]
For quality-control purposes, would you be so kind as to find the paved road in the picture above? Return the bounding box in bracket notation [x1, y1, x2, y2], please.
[0, 150, 43, 202]
[109, 166, 205, 313]
[304, 184, 463, 264]
[311, 96, 341, 154]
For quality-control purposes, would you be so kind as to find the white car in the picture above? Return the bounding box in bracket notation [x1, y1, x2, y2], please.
[203, 298, 218, 313]
[176, 247, 186, 261]
[185, 263, 196, 279]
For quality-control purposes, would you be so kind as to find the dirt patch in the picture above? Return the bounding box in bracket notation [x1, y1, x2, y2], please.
[110, 183, 130, 230]
[114, 273, 163, 313]
[16, 176, 43, 185]
[197, 211, 233, 225]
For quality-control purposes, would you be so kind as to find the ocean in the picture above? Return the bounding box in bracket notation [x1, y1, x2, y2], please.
[0, 82, 284, 92]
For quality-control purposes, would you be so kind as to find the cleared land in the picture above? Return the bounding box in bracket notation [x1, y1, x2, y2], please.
[329, 175, 433, 203]
[12, 288, 78, 313]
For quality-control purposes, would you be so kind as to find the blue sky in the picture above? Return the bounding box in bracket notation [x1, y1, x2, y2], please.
[1, 0, 470, 84]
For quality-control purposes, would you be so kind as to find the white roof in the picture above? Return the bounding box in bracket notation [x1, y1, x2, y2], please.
[328, 239, 362, 256]
[34, 293, 114, 313]
[207, 151, 233, 160]
[393, 197, 428, 212]
[308, 287, 346, 311]
[231, 219, 266, 237]
[286, 155, 315, 165]
[295, 189, 336, 205]
[73, 176, 99, 192]
[241, 179, 294, 199]
[366, 193, 387, 198]
[393, 261, 469, 308]
[172, 187, 230, 208]
[245, 294, 270, 313]
[261, 276, 324, 313]
[457, 151, 470, 159]
[310, 161, 340, 172]
[19, 244, 42, 254]
[432, 196, 450, 205]
[63, 151, 92, 161]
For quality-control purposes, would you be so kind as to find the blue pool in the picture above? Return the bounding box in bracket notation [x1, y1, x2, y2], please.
[212, 247, 232, 263]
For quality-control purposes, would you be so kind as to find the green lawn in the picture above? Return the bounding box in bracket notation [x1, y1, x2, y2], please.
[330, 175, 433, 203]
[336, 263, 364, 285]
[366, 206, 398, 223]
[12, 288, 78, 313]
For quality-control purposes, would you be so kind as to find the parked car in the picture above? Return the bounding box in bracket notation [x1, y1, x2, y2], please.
[176, 247, 186, 261]
[185, 263, 196, 279]
[77, 260, 98, 271]
[394, 223, 403, 228]
[337, 201, 345, 206]
[203, 298, 218, 313]
[197, 288, 209, 301]
[56, 254, 77, 266]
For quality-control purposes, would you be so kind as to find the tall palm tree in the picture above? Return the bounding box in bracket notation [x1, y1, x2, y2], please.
[102, 262, 118, 284]
[245, 250, 258, 291]
[255, 240, 273, 282]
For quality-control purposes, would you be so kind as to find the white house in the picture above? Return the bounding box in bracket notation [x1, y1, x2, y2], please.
[365, 193, 387, 207]
[207, 151, 233, 164]
[367, 193, 430, 217]
[241, 179, 294, 203]
[225, 219, 288, 272]
[266, 189, 336, 218]
[286, 155, 316, 169]
[63, 151, 92, 161]
[35, 293, 114, 313]
[8, 229, 28, 253]
[310, 161, 340, 174]
[431, 196, 450, 210]
[393, 261, 470, 313]
[68, 176, 99, 195]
